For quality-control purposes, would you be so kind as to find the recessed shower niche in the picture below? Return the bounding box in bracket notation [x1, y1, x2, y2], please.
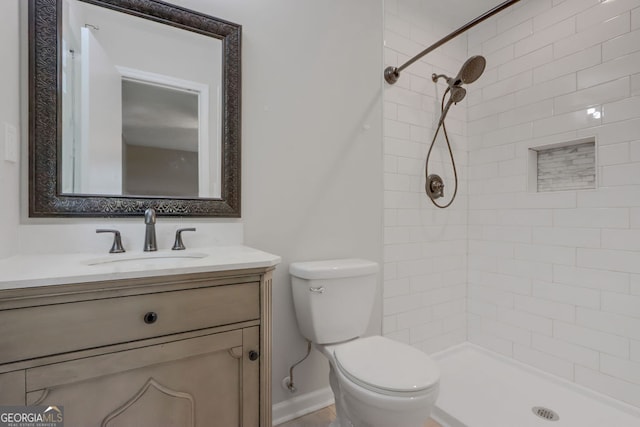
[528, 138, 596, 192]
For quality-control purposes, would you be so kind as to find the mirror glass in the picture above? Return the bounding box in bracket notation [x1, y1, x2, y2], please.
[29, 0, 241, 217]
[60, 0, 222, 198]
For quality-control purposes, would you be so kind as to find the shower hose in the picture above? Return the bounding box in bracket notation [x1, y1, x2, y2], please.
[425, 87, 459, 209]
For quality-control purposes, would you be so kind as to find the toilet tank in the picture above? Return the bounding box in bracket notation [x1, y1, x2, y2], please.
[290, 259, 378, 344]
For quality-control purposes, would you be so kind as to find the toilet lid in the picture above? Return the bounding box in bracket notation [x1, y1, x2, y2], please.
[334, 336, 440, 394]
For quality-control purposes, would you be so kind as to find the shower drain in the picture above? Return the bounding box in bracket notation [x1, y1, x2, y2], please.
[532, 406, 560, 421]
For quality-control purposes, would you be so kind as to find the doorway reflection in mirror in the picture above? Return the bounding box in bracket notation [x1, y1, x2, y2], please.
[60, 0, 222, 199]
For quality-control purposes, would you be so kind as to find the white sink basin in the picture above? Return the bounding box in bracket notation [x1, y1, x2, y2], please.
[85, 252, 209, 266]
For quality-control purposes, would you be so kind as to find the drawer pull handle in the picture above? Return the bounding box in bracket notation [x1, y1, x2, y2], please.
[143, 312, 158, 324]
[248, 350, 259, 361]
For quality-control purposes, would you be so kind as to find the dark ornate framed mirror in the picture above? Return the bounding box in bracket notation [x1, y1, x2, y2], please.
[29, 0, 241, 217]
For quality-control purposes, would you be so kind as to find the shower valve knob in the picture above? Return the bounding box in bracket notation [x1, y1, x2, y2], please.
[426, 174, 445, 200]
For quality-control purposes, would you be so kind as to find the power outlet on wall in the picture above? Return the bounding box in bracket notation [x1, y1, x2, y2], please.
[4, 123, 18, 164]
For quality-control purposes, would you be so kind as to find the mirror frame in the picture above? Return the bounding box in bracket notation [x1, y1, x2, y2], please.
[29, 0, 241, 217]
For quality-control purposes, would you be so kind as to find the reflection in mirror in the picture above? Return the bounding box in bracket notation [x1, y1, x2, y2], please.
[30, 0, 241, 217]
[122, 80, 199, 197]
[60, 0, 222, 198]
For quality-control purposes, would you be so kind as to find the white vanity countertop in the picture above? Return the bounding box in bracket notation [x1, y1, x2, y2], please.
[0, 245, 281, 290]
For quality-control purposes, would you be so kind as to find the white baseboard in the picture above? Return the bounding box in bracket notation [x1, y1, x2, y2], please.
[272, 387, 335, 426]
[431, 406, 466, 427]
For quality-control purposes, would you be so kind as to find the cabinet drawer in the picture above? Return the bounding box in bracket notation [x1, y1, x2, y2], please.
[0, 282, 259, 365]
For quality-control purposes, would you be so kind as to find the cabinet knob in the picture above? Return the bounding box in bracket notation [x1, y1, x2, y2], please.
[143, 311, 158, 324]
[248, 350, 259, 361]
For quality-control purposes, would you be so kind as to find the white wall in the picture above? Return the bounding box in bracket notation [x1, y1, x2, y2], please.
[3, 0, 384, 413]
[0, 0, 20, 260]
[139, 0, 385, 408]
[227, 0, 384, 407]
[467, 0, 640, 408]
[382, 0, 468, 354]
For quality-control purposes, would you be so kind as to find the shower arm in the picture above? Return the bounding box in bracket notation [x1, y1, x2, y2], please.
[384, 0, 521, 84]
[432, 74, 450, 82]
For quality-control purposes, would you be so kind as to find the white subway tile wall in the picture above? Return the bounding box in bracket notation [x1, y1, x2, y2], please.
[387, 0, 640, 409]
[468, 0, 640, 408]
[383, 0, 469, 355]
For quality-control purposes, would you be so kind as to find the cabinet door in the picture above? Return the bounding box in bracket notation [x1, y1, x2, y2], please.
[26, 328, 260, 427]
[0, 370, 25, 405]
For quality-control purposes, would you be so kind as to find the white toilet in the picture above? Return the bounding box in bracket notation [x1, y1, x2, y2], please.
[290, 259, 440, 427]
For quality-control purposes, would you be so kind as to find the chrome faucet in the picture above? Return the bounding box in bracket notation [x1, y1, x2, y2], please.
[143, 208, 157, 252]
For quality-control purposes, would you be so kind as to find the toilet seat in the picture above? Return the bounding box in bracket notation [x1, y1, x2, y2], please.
[333, 336, 440, 397]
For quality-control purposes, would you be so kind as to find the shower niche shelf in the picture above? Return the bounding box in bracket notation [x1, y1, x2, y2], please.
[528, 138, 596, 192]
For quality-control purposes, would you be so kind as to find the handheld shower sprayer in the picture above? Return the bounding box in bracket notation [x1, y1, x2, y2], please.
[426, 55, 486, 208]
[437, 86, 466, 127]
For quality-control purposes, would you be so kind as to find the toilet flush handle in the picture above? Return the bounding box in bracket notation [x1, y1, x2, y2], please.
[309, 286, 325, 294]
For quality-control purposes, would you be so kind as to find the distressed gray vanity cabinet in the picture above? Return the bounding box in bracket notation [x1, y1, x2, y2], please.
[0, 267, 273, 426]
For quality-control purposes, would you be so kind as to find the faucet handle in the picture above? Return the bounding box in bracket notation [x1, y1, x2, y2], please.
[96, 229, 126, 254]
[172, 228, 196, 251]
[144, 208, 156, 224]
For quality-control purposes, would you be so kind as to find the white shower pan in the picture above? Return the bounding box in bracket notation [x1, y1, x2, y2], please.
[431, 344, 640, 427]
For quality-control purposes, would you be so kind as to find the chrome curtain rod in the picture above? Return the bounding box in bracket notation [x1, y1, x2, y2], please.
[384, 0, 522, 84]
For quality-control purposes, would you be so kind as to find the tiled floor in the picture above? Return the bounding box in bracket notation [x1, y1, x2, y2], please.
[275, 405, 442, 427]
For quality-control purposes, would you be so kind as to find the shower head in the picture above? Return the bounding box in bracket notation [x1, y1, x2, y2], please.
[457, 55, 486, 85]
[432, 55, 486, 125]
[432, 55, 487, 88]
